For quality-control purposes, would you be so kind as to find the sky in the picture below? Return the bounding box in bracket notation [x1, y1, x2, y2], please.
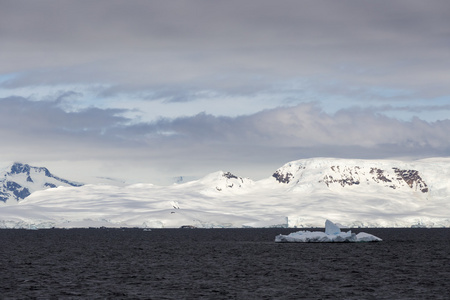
[1, 0, 450, 184]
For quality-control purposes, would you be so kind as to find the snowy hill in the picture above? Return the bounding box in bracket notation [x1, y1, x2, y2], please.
[0, 158, 449, 228]
[181, 171, 255, 196]
[0, 163, 82, 203]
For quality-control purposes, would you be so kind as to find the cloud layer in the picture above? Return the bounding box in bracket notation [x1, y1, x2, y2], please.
[1, 96, 448, 183]
[1, 1, 449, 183]
[2, 0, 450, 101]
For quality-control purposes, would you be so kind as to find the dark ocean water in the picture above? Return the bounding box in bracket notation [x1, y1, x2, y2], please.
[0, 228, 449, 299]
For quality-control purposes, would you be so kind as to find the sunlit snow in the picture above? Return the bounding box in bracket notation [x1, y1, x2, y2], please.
[1, 158, 450, 229]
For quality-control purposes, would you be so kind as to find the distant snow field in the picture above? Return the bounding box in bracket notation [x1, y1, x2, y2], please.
[1, 158, 449, 228]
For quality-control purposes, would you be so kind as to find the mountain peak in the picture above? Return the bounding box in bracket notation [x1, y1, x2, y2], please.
[9, 162, 31, 175]
[7, 162, 52, 177]
[1, 163, 83, 203]
[193, 170, 254, 194]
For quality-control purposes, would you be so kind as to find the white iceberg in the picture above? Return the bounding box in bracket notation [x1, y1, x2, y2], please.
[275, 220, 382, 243]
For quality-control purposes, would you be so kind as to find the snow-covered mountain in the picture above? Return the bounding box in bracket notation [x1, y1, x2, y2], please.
[0, 163, 82, 203]
[272, 158, 430, 193]
[0, 158, 449, 228]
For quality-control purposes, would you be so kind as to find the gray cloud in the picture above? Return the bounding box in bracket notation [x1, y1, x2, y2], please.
[3, 96, 449, 153]
[0, 96, 128, 132]
[372, 104, 450, 113]
[1, 97, 448, 184]
[0, 96, 133, 162]
[1, 0, 450, 101]
[147, 104, 450, 151]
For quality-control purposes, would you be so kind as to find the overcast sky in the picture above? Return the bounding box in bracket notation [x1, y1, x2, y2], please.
[1, 0, 450, 184]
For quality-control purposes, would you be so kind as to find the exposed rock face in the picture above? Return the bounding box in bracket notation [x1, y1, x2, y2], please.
[272, 160, 429, 194]
[370, 168, 392, 183]
[1, 181, 31, 201]
[393, 168, 428, 193]
[223, 172, 238, 180]
[272, 170, 294, 184]
[272, 163, 306, 184]
[0, 163, 83, 202]
[216, 172, 245, 190]
[320, 166, 428, 193]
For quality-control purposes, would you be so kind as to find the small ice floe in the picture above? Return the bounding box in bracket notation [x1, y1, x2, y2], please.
[275, 220, 382, 243]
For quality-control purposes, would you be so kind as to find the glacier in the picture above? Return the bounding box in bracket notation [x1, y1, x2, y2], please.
[275, 220, 382, 242]
[1, 157, 450, 228]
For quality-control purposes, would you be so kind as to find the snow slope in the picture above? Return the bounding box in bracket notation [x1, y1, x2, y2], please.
[1, 158, 449, 228]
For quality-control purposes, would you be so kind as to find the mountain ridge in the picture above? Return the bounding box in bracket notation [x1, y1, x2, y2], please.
[0, 157, 449, 228]
[0, 162, 82, 203]
[270, 158, 433, 193]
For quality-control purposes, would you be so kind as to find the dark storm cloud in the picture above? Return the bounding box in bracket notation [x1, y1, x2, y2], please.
[1, 0, 450, 99]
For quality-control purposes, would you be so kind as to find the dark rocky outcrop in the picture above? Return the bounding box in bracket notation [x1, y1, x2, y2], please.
[393, 168, 428, 193]
[272, 171, 294, 184]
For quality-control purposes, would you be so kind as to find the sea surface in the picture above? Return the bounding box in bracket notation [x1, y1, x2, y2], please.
[0, 228, 449, 299]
